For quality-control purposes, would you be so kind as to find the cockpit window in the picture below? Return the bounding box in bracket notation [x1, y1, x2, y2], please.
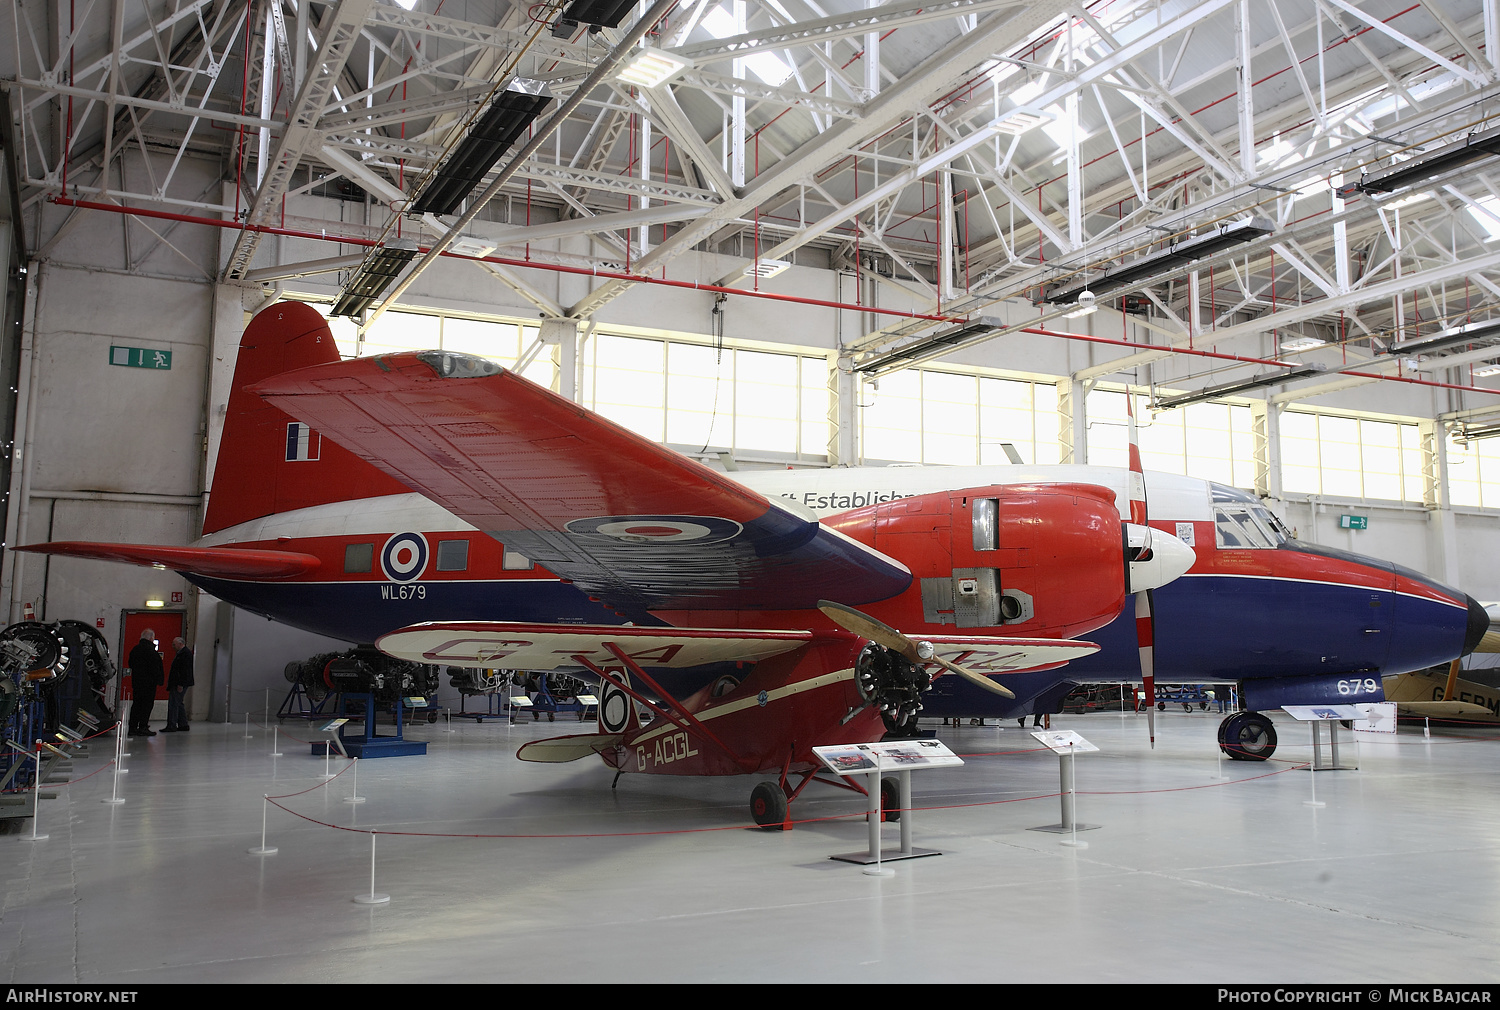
[1215, 505, 1287, 549]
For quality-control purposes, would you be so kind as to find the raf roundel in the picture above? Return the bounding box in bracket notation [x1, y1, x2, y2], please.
[566, 515, 743, 545]
[381, 532, 429, 583]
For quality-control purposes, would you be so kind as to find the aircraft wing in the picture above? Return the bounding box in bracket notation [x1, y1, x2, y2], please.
[377, 621, 825, 670]
[15, 541, 320, 580]
[378, 620, 1099, 677]
[927, 637, 1099, 673]
[252, 351, 911, 618]
[1392, 700, 1495, 719]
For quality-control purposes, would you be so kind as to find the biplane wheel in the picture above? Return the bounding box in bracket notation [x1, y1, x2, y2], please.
[750, 781, 788, 829]
[1219, 712, 1277, 761]
[880, 776, 901, 823]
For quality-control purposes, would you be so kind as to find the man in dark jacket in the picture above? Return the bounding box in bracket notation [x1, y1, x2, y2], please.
[163, 637, 193, 732]
[127, 629, 163, 737]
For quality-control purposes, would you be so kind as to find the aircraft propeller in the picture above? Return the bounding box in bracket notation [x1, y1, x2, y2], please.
[817, 600, 1016, 700]
[1125, 391, 1158, 748]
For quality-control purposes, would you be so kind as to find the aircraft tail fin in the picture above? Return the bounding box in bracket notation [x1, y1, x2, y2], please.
[202, 302, 411, 536]
[596, 674, 643, 736]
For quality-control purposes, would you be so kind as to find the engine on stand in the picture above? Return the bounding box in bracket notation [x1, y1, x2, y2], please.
[0, 619, 114, 804]
[280, 646, 440, 722]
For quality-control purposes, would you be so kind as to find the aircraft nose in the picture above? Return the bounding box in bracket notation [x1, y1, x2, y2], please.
[1125, 524, 1196, 593]
[1462, 595, 1492, 656]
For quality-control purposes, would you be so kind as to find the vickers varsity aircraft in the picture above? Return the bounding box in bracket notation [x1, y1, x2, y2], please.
[24, 303, 1490, 771]
[27, 303, 1192, 824]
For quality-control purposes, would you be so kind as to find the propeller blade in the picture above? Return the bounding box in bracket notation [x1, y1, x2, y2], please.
[1136, 588, 1156, 747]
[1127, 391, 1156, 748]
[930, 654, 1016, 699]
[818, 601, 1016, 699]
[817, 601, 921, 663]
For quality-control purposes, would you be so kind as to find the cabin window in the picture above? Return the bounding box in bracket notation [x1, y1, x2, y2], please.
[972, 498, 998, 551]
[502, 548, 533, 571]
[436, 539, 470, 572]
[1214, 507, 1279, 549]
[344, 543, 374, 573]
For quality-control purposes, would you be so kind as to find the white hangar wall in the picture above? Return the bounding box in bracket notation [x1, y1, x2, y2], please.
[6, 180, 1500, 722]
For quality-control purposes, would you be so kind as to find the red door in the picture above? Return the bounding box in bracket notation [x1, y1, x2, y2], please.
[119, 611, 184, 703]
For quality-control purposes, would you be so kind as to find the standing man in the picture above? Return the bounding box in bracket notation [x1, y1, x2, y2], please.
[163, 637, 193, 732]
[127, 629, 163, 737]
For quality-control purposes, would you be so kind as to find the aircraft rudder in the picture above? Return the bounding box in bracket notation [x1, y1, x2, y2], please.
[202, 301, 410, 535]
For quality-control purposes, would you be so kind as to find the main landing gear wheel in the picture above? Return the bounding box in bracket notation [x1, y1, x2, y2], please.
[750, 781, 788, 830]
[880, 776, 901, 823]
[1218, 712, 1278, 761]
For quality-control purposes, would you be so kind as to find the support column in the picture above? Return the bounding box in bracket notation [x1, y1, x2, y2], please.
[1250, 400, 1283, 499]
[1424, 419, 1460, 585]
[540, 318, 581, 401]
[1057, 376, 1090, 465]
[829, 352, 856, 465]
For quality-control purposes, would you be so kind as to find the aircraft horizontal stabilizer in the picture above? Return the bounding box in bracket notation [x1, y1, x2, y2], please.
[517, 733, 624, 763]
[17, 541, 321, 580]
[377, 621, 826, 670]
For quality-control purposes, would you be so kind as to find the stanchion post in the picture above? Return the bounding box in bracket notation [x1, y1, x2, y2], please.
[270, 725, 283, 758]
[345, 756, 365, 804]
[23, 748, 48, 841]
[102, 723, 125, 805]
[354, 831, 390, 904]
[248, 795, 278, 855]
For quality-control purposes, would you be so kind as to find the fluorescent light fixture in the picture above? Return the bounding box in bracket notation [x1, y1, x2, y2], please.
[1155, 364, 1327, 410]
[1387, 318, 1500, 357]
[617, 47, 693, 88]
[743, 259, 790, 280]
[1280, 336, 1326, 352]
[448, 235, 498, 258]
[993, 107, 1051, 136]
[1473, 363, 1500, 377]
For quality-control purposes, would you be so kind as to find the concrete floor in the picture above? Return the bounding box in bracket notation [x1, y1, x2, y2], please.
[3, 706, 1499, 983]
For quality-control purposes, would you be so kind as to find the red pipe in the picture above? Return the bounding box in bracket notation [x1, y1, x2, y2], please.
[47, 196, 1500, 400]
[50, 196, 962, 324]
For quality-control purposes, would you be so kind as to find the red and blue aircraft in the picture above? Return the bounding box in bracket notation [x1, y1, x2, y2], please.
[24, 302, 1488, 778]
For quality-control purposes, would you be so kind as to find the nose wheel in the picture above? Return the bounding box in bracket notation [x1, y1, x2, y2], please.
[1217, 712, 1277, 761]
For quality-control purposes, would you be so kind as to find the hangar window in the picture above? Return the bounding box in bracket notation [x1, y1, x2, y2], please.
[1280, 412, 1422, 503]
[1087, 391, 1254, 486]
[436, 540, 469, 572]
[861, 369, 1060, 466]
[344, 543, 373, 573]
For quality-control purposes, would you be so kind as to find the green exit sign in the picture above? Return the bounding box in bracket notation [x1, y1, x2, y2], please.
[1339, 514, 1368, 530]
[109, 346, 172, 370]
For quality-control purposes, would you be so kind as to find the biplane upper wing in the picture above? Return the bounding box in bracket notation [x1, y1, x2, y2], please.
[252, 351, 911, 618]
[377, 621, 1100, 675]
